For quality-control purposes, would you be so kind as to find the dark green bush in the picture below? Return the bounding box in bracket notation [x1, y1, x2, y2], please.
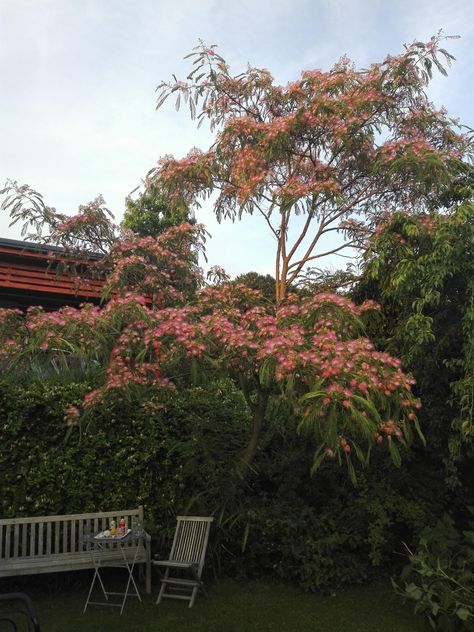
[0, 380, 250, 522]
[229, 460, 442, 591]
[393, 512, 474, 631]
[231, 502, 371, 590]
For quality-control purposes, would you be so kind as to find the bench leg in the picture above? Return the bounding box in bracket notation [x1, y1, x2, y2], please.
[146, 559, 151, 594]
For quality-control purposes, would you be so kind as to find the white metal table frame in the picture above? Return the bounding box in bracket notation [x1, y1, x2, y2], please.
[83, 530, 144, 615]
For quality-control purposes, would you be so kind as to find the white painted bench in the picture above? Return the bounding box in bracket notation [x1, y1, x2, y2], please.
[0, 507, 151, 593]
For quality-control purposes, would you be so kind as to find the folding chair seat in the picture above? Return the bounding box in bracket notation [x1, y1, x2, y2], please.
[153, 516, 213, 608]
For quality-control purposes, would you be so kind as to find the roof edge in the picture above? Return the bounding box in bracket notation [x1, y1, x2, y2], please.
[0, 237, 103, 260]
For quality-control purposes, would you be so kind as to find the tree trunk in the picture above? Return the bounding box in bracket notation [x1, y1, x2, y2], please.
[276, 275, 286, 303]
[240, 390, 269, 472]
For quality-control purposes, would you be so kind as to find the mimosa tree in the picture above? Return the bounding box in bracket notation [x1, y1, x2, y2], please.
[3, 35, 462, 477]
[151, 33, 469, 301]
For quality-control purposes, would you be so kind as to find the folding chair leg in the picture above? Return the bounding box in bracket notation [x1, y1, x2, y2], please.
[156, 568, 169, 605]
[189, 586, 199, 608]
[156, 581, 167, 605]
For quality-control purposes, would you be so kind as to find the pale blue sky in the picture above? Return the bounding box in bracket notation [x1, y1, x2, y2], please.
[0, 0, 473, 277]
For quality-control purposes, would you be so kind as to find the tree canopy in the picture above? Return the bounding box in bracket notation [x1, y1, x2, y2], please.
[123, 181, 194, 237]
[151, 33, 470, 301]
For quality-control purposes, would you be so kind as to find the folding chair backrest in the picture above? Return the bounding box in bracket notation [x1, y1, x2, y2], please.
[169, 516, 213, 577]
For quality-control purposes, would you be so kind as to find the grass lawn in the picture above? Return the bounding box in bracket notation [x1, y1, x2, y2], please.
[0, 574, 423, 632]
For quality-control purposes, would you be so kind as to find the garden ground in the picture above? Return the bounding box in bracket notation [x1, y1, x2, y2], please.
[1, 576, 424, 632]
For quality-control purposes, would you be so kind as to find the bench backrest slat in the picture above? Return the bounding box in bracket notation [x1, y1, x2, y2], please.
[78, 519, 83, 551]
[30, 523, 35, 557]
[54, 521, 59, 554]
[46, 522, 52, 556]
[22, 523, 27, 556]
[5, 525, 11, 560]
[13, 524, 20, 558]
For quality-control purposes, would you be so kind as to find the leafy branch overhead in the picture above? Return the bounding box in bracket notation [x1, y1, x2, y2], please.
[0, 180, 117, 256]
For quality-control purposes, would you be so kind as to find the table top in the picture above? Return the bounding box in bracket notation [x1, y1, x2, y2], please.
[84, 528, 146, 544]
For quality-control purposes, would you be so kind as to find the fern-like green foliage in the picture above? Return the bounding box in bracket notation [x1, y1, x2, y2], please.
[393, 512, 474, 631]
[355, 169, 474, 487]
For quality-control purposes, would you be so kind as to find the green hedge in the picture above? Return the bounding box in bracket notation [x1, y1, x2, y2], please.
[0, 380, 249, 521]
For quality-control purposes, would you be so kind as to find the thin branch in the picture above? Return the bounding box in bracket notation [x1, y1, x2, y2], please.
[253, 201, 279, 239]
[286, 206, 316, 261]
[287, 240, 358, 283]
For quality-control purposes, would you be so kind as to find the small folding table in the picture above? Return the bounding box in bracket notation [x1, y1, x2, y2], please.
[83, 529, 144, 615]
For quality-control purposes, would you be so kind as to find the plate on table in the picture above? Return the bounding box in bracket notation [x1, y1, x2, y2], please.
[94, 529, 131, 540]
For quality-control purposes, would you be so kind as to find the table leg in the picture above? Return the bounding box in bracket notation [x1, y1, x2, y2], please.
[119, 542, 142, 614]
[83, 536, 143, 615]
[83, 545, 108, 613]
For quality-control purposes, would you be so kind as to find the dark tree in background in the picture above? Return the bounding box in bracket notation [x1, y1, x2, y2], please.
[123, 183, 194, 238]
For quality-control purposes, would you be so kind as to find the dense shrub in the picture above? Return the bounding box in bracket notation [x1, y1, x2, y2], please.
[0, 379, 249, 520]
[232, 450, 444, 591]
[393, 513, 474, 631]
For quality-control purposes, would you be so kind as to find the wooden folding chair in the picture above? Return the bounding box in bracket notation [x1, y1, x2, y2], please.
[153, 516, 213, 608]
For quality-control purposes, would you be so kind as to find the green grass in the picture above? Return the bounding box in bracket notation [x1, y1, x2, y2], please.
[1, 576, 423, 632]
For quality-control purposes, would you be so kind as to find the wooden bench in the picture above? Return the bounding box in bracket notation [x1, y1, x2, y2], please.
[0, 507, 151, 593]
